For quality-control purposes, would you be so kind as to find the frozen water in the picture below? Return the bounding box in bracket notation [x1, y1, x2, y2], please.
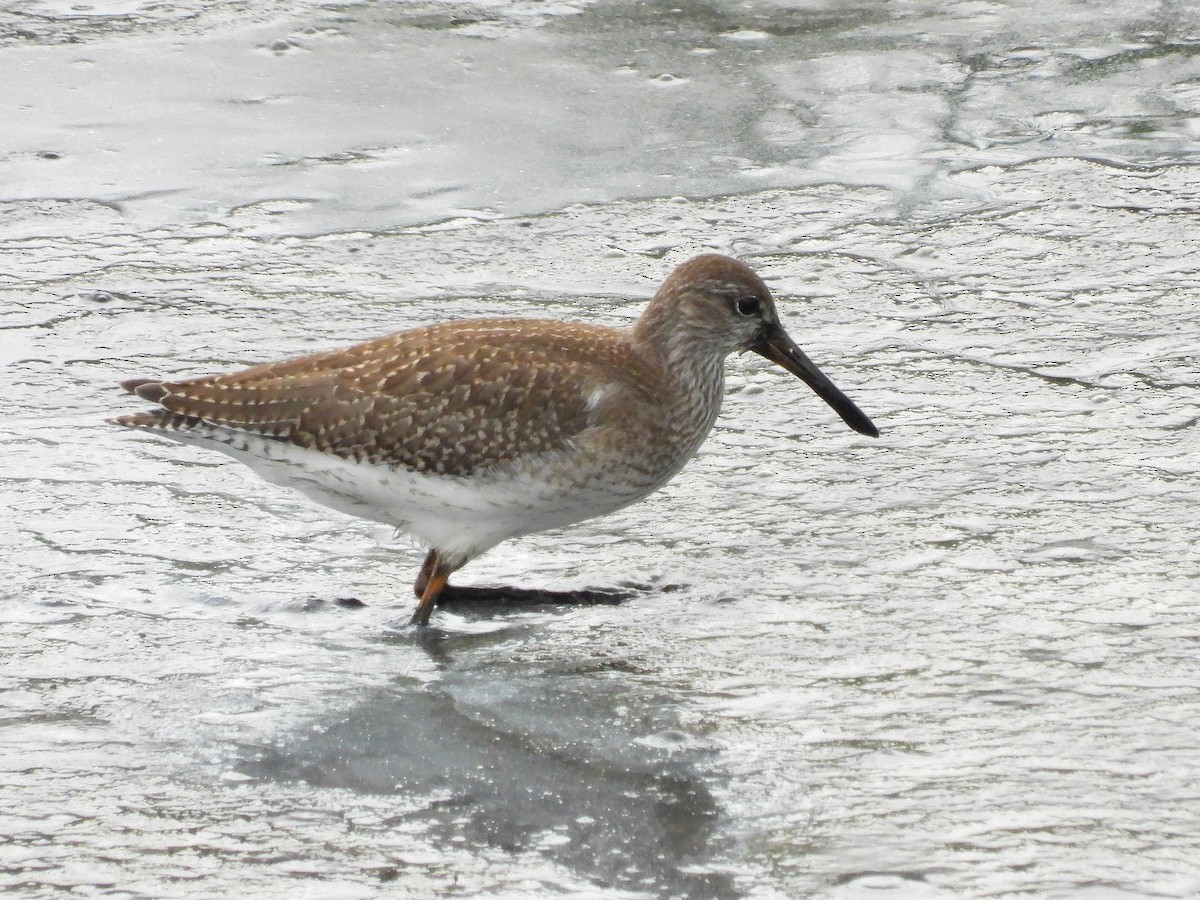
[2, 0, 1199, 897]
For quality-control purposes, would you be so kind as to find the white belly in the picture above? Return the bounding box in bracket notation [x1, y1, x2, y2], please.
[146, 426, 658, 564]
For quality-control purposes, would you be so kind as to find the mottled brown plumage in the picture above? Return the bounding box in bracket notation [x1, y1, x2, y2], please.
[111, 253, 878, 625]
[119, 321, 663, 478]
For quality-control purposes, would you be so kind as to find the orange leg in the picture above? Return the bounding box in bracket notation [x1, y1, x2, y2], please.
[410, 550, 452, 627]
[413, 549, 438, 598]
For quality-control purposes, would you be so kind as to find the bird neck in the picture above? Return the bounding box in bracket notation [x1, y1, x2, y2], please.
[631, 299, 726, 371]
[629, 308, 727, 427]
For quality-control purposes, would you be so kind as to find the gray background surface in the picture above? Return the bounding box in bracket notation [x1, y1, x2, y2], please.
[2, 1, 1198, 896]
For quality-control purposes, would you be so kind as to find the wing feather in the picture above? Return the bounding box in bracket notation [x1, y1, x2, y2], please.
[113, 319, 657, 478]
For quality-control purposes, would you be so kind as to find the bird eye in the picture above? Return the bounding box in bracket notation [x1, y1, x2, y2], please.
[736, 296, 761, 316]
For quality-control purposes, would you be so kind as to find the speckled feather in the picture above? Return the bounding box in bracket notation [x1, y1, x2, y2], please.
[115, 320, 667, 479]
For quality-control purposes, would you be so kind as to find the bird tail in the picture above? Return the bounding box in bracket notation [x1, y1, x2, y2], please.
[108, 379, 195, 429]
[108, 409, 196, 430]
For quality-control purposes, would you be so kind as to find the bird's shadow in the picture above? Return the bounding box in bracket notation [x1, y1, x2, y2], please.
[335, 581, 686, 659]
[333, 581, 683, 616]
[438, 583, 637, 609]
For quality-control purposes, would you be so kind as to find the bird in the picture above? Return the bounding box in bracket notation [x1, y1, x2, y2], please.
[110, 253, 879, 626]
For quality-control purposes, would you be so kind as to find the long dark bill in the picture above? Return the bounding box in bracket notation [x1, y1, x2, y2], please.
[753, 325, 879, 437]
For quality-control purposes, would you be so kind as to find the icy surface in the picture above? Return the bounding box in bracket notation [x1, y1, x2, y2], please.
[3, 0, 1200, 897]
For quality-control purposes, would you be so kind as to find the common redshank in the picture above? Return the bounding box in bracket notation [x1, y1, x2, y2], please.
[111, 254, 878, 625]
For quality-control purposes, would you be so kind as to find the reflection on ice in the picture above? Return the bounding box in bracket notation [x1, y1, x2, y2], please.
[245, 667, 734, 897]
